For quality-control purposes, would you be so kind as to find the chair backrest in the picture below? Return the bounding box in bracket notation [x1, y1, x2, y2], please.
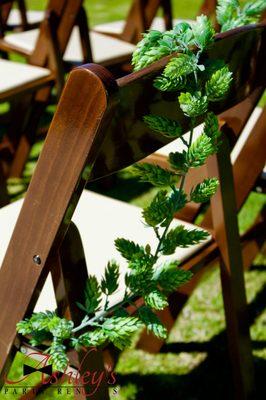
[89, 25, 266, 180]
[199, 0, 217, 16]
[28, 0, 84, 68]
[0, 0, 36, 34]
[103, 0, 219, 45]
[0, 0, 13, 36]
[0, 23, 265, 374]
[120, 0, 173, 43]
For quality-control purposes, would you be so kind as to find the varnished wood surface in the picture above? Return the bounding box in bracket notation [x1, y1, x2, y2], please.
[0, 67, 108, 379]
[88, 23, 266, 181]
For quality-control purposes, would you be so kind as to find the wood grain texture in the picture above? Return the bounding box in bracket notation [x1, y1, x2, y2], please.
[207, 136, 255, 399]
[89, 24, 266, 181]
[0, 67, 108, 381]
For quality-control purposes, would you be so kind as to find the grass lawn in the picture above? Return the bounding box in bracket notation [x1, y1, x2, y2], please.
[26, 0, 203, 25]
[1, 1, 266, 399]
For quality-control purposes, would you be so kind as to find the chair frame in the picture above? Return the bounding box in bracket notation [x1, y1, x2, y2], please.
[0, 0, 42, 35]
[0, 23, 265, 399]
[0, 0, 86, 203]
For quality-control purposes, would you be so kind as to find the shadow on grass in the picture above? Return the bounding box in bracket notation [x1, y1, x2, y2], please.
[115, 284, 266, 400]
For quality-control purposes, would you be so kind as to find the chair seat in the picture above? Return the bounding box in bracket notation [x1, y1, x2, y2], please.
[93, 17, 195, 35]
[7, 9, 45, 27]
[0, 59, 51, 97]
[0, 190, 211, 313]
[3, 26, 136, 65]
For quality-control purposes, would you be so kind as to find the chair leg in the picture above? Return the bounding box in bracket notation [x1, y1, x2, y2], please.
[8, 86, 51, 178]
[207, 136, 255, 400]
[55, 222, 110, 398]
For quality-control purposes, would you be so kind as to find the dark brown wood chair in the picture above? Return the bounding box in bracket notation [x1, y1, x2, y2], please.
[0, 0, 136, 72]
[0, 0, 44, 36]
[93, 0, 216, 44]
[93, 0, 219, 44]
[0, 0, 86, 201]
[0, 22, 265, 399]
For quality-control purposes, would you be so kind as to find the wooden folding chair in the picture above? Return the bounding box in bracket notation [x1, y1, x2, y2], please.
[93, 0, 218, 43]
[93, 0, 174, 44]
[0, 0, 44, 35]
[0, 0, 88, 197]
[0, 0, 136, 73]
[0, 23, 265, 399]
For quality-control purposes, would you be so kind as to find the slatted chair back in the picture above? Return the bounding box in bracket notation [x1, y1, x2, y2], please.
[29, 0, 85, 69]
[0, 0, 39, 34]
[0, 23, 265, 394]
[98, 0, 221, 45]
[118, 0, 173, 44]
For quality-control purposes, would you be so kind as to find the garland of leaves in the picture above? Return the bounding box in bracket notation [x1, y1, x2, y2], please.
[17, 0, 266, 372]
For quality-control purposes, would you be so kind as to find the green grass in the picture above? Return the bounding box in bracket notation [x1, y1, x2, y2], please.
[26, 0, 202, 25]
[1, 1, 266, 399]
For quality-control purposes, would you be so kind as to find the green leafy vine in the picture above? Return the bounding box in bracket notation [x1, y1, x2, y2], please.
[17, 0, 266, 372]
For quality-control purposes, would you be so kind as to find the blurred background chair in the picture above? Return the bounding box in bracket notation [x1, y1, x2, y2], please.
[0, 0, 44, 36]
[0, 0, 85, 201]
[0, 0, 221, 75]
[93, 0, 216, 43]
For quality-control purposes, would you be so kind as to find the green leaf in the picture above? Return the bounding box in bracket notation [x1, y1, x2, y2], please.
[144, 289, 168, 310]
[242, 0, 266, 17]
[101, 261, 120, 295]
[164, 54, 198, 79]
[144, 115, 182, 138]
[50, 319, 74, 340]
[132, 29, 176, 71]
[190, 178, 219, 203]
[161, 225, 209, 255]
[186, 133, 217, 168]
[216, 0, 239, 26]
[168, 151, 188, 173]
[192, 15, 215, 49]
[167, 189, 188, 216]
[77, 276, 102, 315]
[114, 308, 129, 318]
[132, 30, 163, 70]
[132, 163, 179, 187]
[126, 263, 154, 293]
[206, 66, 232, 102]
[155, 263, 193, 294]
[154, 54, 198, 92]
[128, 252, 153, 271]
[76, 329, 107, 348]
[142, 190, 170, 227]
[173, 21, 194, 47]
[17, 319, 33, 335]
[17, 311, 60, 334]
[29, 331, 52, 347]
[102, 317, 142, 350]
[138, 306, 168, 339]
[203, 112, 221, 141]
[48, 338, 68, 372]
[115, 238, 144, 261]
[179, 91, 208, 117]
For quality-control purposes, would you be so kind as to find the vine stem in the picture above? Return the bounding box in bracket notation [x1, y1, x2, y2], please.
[153, 122, 194, 261]
[73, 74, 197, 336]
[72, 293, 135, 333]
[72, 122, 196, 337]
